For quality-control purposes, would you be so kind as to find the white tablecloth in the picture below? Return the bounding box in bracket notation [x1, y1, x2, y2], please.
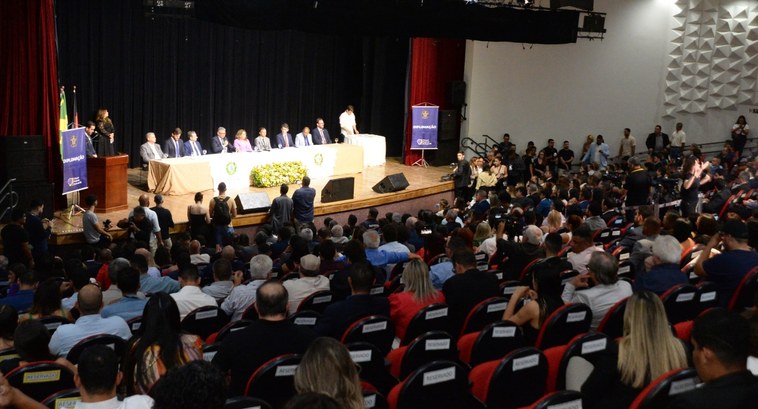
[345, 133, 386, 167]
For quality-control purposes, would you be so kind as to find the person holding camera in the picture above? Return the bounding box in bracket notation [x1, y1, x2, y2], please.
[82, 194, 112, 248]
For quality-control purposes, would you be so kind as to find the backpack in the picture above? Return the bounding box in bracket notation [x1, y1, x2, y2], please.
[212, 196, 232, 226]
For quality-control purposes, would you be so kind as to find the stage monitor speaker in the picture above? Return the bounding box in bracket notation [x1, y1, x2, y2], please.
[234, 192, 270, 214]
[1, 182, 55, 224]
[448, 81, 466, 107]
[372, 173, 409, 194]
[321, 177, 355, 203]
[0, 135, 47, 183]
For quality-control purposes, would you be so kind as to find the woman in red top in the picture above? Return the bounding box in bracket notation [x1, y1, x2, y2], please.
[388, 259, 446, 340]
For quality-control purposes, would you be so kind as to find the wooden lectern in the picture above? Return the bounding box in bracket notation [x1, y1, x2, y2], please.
[87, 155, 129, 212]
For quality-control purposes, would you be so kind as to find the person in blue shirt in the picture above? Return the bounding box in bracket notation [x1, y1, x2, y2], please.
[429, 236, 467, 290]
[134, 253, 179, 295]
[292, 176, 316, 225]
[101, 266, 147, 321]
[362, 230, 420, 281]
[633, 235, 688, 295]
[0, 267, 37, 313]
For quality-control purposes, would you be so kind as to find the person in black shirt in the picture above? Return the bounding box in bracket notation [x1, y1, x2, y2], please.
[541, 139, 558, 172]
[151, 194, 175, 250]
[557, 140, 574, 173]
[25, 200, 51, 266]
[622, 156, 652, 219]
[452, 151, 471, 200]
[0, 208, 33, 269]
[442, 248, 499, 337]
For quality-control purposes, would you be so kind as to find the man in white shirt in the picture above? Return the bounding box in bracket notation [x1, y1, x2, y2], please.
[670, 122, 686, 162]
[562, 251, 633, 329]
[294, 126, 314, 147]
[282, 254, 329, 314]
[618, 128, 636, 159]
[189, 240, 210, 265]
[139, 132, 164, 164]
[567, 225, 603, 275]
[221, 254, 272, 321]
[125, 195, 163, 253]
[171, 265, 217, 320]
[338, 105, 359, 143]
[73, 345, 154, 409]
[202, 258, 234, 303]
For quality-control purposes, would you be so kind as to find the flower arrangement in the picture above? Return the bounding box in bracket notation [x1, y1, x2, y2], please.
[250, 161, 307, 187]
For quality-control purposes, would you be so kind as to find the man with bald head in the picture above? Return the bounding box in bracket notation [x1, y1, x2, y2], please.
[126, 194, 163, 253]
[139, 132, 164, 164]
[49, 284, 132, 357]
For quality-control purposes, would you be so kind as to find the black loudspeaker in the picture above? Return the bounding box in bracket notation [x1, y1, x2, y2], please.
[321, 177, 355, 203]
[429, 110, 460, 167]
[448, 81, 466, 107]
[2, 182, 55, 223]
[234, 192, 271, 214]
[372, 173, 409, 194]
[0, 135, 47, 183]
[438, 110, 458, 141]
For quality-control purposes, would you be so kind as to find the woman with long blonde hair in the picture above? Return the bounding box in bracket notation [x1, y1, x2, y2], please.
[294, 337, 364, 409]
[581, 290, 688, 409]
[388, 259, 445, 340]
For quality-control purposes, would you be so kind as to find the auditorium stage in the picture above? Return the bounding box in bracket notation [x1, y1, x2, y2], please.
[49, 159, 455, 246]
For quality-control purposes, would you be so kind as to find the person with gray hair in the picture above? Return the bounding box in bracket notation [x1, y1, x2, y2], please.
[102, 257, 145, 305]
[362, 230, 420, 277]
[221, 254, 273, 321]
[211, 126, 233, 153]
[633, 235, 688, 295]
[563, 251, 633, 329]
[330, 225, 348, 245]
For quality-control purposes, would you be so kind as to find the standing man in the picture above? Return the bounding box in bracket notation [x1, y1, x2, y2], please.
[541, 139, 558, 172]
[84, 121, 98, 157]
[294, 126, 314, 147]
[139, 132, 164, 164]
[82, 194, 112, 248]
[151, 194, 175, 250]
[582, 134, 610, 170]
[276, 123, 295, 149]
[254, 127, 271, 151]
[452, 151, 471, 200]
[670, 122, 686, 162]
[211, 127, 234, 153]
[557, 140, 574, 173]
[268, 184, 293, 233]
[292, 176, 316, 227]
[184, 130, 204, 156]
[209, 182, 237, 250]
[497, 133, 514, 155]
[618, 128, 636, 160]
[622, 156, 652, 220]
[128, 194, 163, 253]
[1, 209, 33, 269]
[645, 125, 670, 156]
[339, 105, 359, 143]
[25, 200, 51, 266]
[312, 118, 332, 145]
[163, 128, 185, 158]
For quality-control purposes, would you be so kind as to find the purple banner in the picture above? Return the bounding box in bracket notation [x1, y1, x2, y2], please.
[411, 105, 438, 150]
[61, 127, 88, 194]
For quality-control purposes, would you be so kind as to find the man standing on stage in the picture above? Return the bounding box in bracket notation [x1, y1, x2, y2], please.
[211, 127, 234, 153]
[139, 132, 164, 164]
[339, 105, 359, 143]
[312, 118, 332, 145]
[295, 126, 314, 147]
[276, 123, 295, 149]
[292, 176, 316, 227]
[163, 128, 185, 158]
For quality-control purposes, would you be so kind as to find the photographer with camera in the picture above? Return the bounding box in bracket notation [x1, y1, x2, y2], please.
[621, 156, 652, 220]
[82, 194, 112, 248]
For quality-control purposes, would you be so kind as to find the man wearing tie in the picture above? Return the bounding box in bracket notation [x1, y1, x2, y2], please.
[276, 123, 295, 149]
[294, 126, 314, 147]
[312, 118, 332, 145]
[184, 131, 204, 156]
[211, 127, 234, 153]
[84, 121, 98, 157]
[163, 128, 185, 158]
[139, 132, 164, 165]
[255, 127, 272, 151]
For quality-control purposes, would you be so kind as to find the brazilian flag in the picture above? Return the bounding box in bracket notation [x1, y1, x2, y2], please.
[59, 87, 68, 158]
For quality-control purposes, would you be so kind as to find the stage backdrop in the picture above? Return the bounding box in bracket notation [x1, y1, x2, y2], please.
[54, 0, 409, 168]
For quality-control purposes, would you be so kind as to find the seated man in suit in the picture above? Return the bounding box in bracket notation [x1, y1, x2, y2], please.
[275, 123, 294, 149]
[294, 126, 314, 147]
[254, 127, 272, 151]
[210, 126, 234, 153]
[184, 130, 204, 156]
[163, 128, 185, 158]
[312, 117, 332, 145]
[139, 132, 164, 166]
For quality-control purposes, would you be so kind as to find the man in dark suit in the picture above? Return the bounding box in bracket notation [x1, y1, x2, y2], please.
[645, 125, 670, 156]
[184, 130, 205, 156]
[275, 123, 295, 148]
[312, 117, 333, 145]
[211, 126, 233, 153]
[452, 151, 471, 200]
[163, 127, 185, 158]
[442, 248, 499, 337]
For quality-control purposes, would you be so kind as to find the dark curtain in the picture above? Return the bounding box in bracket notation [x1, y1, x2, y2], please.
[55, 0, 409, 167]
[403, 38, 465, 165]
[0, 0, 60, 182]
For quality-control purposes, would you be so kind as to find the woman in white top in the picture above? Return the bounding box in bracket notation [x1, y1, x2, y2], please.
[731, 115, 750, 154]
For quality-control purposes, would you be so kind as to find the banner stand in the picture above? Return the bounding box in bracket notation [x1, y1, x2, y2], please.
[410, 102, 438, 168]
[411, 149, 429, 168]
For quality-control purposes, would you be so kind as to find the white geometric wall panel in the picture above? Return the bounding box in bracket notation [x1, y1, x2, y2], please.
[663, 0, 758, 116]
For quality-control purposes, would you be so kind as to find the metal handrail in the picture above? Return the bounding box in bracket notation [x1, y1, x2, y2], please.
[0, 178, 18, 222]
[482, 134, 500, 147]
[460, 137, 489, 158]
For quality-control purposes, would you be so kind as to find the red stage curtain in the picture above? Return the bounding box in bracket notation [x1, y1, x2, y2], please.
[404, 38, 465, 165]
[0, 0, 59, 182]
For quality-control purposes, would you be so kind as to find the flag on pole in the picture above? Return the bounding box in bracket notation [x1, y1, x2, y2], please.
[59, 87, 68, 158]
[72, 86, 79, 127]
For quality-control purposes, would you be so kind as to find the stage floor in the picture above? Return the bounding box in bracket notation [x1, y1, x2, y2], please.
[50, 158, 455, 246]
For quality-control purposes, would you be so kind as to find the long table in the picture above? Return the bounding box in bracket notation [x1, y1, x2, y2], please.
[345, 134, 387, 167]
[148, 143, 365, 195]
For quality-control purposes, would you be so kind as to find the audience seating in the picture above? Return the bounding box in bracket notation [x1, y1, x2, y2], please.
[244, 354, 302, 409]
[534, 303, 593, 350]
[203, 343, 220, 362]
[559, 270, 580, 287]
[525, 390, 584, 409]
[673, 320, 693, 342]
[499, 281, 521, 300]
[679, 244, 704, 270]
[612, 246, 631, 262]
[728, 265, 758, 311]
[347, 342, 399, 396]
[389, 262, 408, 281]
[457, 321, 524, 366]
[42, 388, 81, 409]
[288, 310, 321, 330]
[518, 258, 541, 281]
[628, 367, 700, 409]
[385, 275, 405, 295]
[387, 360, 484, 409]
[279, 272, 299, 282]
[5, 361, 76, 402]
[181, 306, 230, 340]
[474, 251, 489, 271]
[241, 303, 259, 321]
[205, 319, 254, 345]
[341, 315, 395, 357]
[694, 281, 719, 315]
[469, 347, 548, 409]
[66, 334, 127, 365]
[296, 290, 334, 314]
[401, 303, 450, 345]
[485, 269, 506, 285]
[387, 331, 458, 380]
[370, 283, 389, 297]
[544, 332, 610, 392]
[126, 316, 143, 335]
[459, 296, 509, 337]
[660, 284, 698, 324]
[39, 316, 71, 335]
[617, 260, 635, 280]
[0, 347, 19, 364]
[362, 388, 389, 409]
[427, 254, 448, 266]
[596, 297, 629, 339]
[224, 396, 273, 409]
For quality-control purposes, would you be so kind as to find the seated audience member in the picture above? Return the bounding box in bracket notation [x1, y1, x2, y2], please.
[695, 219, 758, 307]
[668, 310, 758, 409]
[429, 236, 467, 290]
[0, 305, 17, 351]
[283, 254, 330, 313]
[361, 207, 380, 230]
[362, 229, 420, 276]
[562, 251, 633, 329]
[567, 225, 603, 275]
[329, 240, 370, 301]
[672, 218, 696, 255]
[61, 265, 90, 310]
[583, 201, 608, 232]
[202, 258, 234, 302]
[389, 259, 446, 341]
[524, 233, 572, 284]
[189, 240, 210, 265]
[442, 248, 500, 337]
[75, 345, 154, 409]
[502, 268, 564, 345]
[134, 253, 180, 295]
[48, 284, 131, 357]
[212, 281, 318, 395]
[629, 216, 662, 274]
[152, 361, 227, 409]
[294, 338, 364, 409]
[318, 240, 347, 274]
[1, 319, 75, 375]
[128, 293, 202, 394]
[222, 254, 272, 321]
[100, 267, 147, 321]
[581, 291, 688, 409]
[316, 261, 389, 339]
[101, 257, 135, 305]
[18, 278, 71, 322]
[0, 267, 37, 313]
[633, 235, 688, 295]
[170, 266, 217, 320]
[330, 224, 349, 247]
[617, 205, 655, 249]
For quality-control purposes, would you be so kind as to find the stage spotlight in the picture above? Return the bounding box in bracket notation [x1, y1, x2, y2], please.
[517, 0, 534, 6]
